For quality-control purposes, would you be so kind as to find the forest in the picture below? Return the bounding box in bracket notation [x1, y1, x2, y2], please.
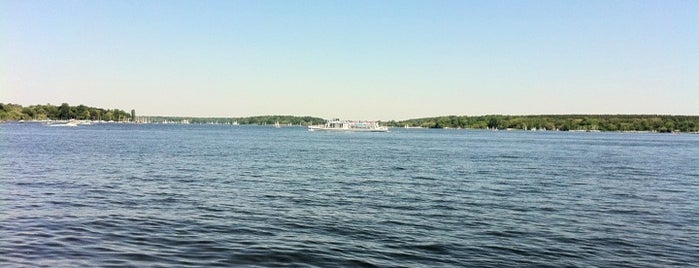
[388, 115, 699, 133]
[0, 103, 132, 122]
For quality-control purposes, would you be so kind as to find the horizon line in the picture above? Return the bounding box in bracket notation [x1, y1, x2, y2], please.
[136, 113, 699, 121]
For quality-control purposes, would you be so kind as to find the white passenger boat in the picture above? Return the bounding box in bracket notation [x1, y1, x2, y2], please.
[308, 119, 389, 132]
[48, 120, 80, 127]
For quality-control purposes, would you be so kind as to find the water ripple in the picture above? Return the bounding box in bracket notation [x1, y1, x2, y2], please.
[1, 124, 697, 267]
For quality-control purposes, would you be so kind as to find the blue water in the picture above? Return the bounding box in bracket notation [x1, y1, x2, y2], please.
[1, 123, 697, 267]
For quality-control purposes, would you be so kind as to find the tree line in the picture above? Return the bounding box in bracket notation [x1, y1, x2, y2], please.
[3, 103, 697, 132]
[232, 115, 325, 125]
[386, 115, 699, 132]
[0, 103, 132, 121]
[143, 115, 325, 125]
[0, 103, 326, 125]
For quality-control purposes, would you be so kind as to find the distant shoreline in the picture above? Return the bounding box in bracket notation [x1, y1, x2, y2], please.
[387, 114, 699, 133]
[4, 119, 699, 135]
[2, 103, 698, 133]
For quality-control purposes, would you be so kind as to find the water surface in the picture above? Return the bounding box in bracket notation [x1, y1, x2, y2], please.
[1, 123, 697, 267]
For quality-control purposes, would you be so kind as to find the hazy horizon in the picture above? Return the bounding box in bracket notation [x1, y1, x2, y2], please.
[2, 0, 697, 121]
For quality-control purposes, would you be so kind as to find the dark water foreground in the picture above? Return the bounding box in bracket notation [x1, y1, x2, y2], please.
[1, 123, 697, 267]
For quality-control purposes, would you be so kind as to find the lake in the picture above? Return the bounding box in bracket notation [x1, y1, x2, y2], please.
[1, 123, 697, 267]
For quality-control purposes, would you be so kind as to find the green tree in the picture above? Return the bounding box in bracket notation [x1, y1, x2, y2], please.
[58, 103, 72, 119]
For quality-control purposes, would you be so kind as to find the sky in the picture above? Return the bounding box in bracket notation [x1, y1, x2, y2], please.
[1, 0, 697, 120]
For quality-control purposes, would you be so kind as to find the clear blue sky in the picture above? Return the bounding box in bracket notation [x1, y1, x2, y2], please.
[2, 0, 697, 120]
